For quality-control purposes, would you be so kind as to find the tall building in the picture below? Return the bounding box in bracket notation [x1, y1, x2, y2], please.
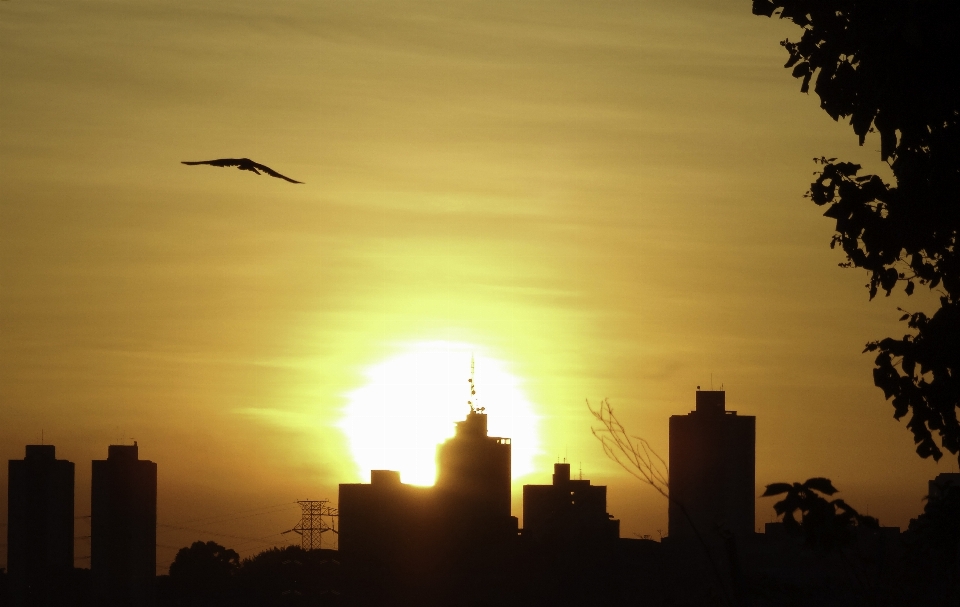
[668, 390, 755, 540]
[338, 409, 517, 564]
[91, 443, 157, 607]
[523, 462, 620, 547]
[435, 410, 513, 534]
[7, 445, 75, 607]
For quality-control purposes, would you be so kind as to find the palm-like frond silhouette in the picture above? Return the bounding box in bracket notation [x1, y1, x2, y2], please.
[181, 158, 303, 184]
[763, 477, 879, 551]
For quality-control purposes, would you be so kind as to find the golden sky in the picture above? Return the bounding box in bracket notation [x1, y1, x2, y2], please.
[2, 0, 956, 570]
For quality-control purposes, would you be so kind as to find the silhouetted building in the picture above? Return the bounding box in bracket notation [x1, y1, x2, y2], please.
[7, 445, 75, 607]
[435, 410, 517, 543]
[338, 410, 517, 564]
[338, 470, 433, 564]
[928, 472, 960, 498]
[668, 389, 755, 540]
[91, 443, 157, 607]
[523, 462, 620, 547]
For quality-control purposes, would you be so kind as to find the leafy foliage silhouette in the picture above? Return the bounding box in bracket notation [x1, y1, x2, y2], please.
[753, 0, 960, 463]
[167, 541, 240, 606]
[762, 478, 878, 552]
[161, 544, 344, 606]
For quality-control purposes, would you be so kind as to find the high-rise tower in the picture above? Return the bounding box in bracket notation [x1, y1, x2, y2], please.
[338, 362, 518, 580]
[91, 443, 157, 607]
[433, 408, 518, 552]
[668, 390, 755, 540]
[435, 410, 512, 521]
[7, 445, 75, 607]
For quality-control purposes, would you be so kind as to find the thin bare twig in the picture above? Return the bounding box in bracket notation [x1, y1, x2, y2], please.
[587, 397, 739, 607]
[587, 397, 669, 498]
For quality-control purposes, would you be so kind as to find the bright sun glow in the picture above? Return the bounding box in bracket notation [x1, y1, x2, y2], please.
[339, 341, 540, 486]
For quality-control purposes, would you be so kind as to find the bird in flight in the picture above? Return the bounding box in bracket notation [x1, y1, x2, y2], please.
[181, 158, 303, 184]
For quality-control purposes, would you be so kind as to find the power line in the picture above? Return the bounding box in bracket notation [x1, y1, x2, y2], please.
[166, 502, 296, 527]
[157, 523, 289, 546]
[189, 505, 295, 527]
[156, 506, 295, 537]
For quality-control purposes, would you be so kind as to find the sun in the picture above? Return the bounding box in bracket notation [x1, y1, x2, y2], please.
[339, 341, 540, 486]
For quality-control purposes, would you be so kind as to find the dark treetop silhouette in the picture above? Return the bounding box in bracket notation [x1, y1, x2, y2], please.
[762, 477, 878, 552]
[754, 0, 960, 464]
[181, 158, 303, 184]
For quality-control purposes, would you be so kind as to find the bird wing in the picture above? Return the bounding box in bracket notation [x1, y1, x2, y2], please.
[181, 158, 303, 183]
[250, 161, 304, 184]
[181, 158, 245, 167]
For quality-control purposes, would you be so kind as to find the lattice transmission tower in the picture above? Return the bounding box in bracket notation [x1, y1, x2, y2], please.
[285, 499, 338, 550]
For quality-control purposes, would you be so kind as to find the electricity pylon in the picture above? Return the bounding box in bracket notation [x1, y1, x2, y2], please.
[285, 499, 338, 550]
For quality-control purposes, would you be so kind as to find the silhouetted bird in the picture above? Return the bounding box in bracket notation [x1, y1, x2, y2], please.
[181, 158, 303, 184]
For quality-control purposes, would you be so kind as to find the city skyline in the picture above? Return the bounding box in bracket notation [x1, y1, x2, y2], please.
[3, 389, 950, 577]
[2, 0, 958, 576]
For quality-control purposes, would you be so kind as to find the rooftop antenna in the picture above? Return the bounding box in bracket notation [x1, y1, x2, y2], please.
[41, 429, 44, 445]
[467, 354, 477, 413]
[579, 461, 582, 480]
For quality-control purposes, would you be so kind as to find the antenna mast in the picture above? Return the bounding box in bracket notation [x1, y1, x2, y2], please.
[467, 354, 478, 413]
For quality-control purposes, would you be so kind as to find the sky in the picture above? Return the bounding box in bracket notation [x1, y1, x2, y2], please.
[2, 0, 957, 571]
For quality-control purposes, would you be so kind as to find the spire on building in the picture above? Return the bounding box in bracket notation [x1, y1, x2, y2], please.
[467, 353, 485, 414]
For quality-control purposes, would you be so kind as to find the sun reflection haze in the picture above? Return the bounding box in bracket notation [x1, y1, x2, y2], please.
[339, 341, 540, 486]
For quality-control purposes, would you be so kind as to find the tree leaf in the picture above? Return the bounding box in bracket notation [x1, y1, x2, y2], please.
[803, 477, 838, 495]
[762, 482, 794, 497]
[754, 0, 960, 468]
[751, 0, 777, 17]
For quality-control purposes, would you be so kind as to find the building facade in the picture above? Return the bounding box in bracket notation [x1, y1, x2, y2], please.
[338, 469, 434, 565]
[91, 443, 157, 607]
[339, 409, 517, 565]
[928, 472, 960, 499]
[435, 410, 515, 542]
[668, 390, 755, 540]
[523, 462, 620, 548]
[7, 445, 75, 607]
